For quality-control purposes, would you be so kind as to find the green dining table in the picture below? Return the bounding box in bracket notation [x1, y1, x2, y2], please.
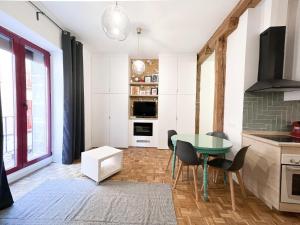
[171, 134, 233, 201]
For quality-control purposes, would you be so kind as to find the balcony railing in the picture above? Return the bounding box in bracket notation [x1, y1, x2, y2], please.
[3, 116, 16, 169]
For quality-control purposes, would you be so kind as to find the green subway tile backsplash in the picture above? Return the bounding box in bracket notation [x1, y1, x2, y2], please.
[243, 92, 300, 131]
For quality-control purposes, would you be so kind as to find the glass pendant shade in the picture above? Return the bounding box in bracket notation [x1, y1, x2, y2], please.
[132, 60, 145, 75]
[102, 4, 130, 41]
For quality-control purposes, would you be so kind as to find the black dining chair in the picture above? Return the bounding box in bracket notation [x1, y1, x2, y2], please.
[173, 140, 203, 201]
[207, 146, 250, 211]
[206, 131, 229, 183]
[166, 130, 177, 171]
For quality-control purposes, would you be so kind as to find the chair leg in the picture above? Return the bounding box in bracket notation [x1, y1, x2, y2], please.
[236, 170, 247, 198]
[214, 169, 219, 183]
[192, 166, 199, 201]
[181, 165, 184, 181]
[211, 167, 215, 183]
[165, 151, 173, 171]
[228, 172, 236, 211]
[173, 161, 183, 190]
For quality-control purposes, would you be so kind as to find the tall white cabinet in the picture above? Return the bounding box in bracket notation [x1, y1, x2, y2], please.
[91, 54, 129, 148]
[158, 54, 196, 149]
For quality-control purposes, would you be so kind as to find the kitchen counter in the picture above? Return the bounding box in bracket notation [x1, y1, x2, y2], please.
[242, 130, 300, 213]
[243, 131, 300, 147]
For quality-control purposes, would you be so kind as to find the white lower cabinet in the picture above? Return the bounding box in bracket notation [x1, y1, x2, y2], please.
[92, 93, 128, 148]
[158, 94, 195, 149]
[109, 94, 128, 148]
[92, 94, 109, 147]
[176, 94, 195, 134]
[158, 94, 177, 149]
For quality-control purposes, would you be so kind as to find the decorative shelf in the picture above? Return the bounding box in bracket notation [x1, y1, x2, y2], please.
[130, 95, 158, 97]
[130, 82, 159, 86]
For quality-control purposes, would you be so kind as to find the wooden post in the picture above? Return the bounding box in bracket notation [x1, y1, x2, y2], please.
[213, 38, 227, 132]
[195, 0, 261, 132]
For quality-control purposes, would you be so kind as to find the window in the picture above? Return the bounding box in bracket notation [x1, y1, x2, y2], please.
[0, 26, 51, 174]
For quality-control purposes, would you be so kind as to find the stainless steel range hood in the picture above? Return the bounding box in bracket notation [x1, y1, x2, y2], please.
[246, 26, 300, 92]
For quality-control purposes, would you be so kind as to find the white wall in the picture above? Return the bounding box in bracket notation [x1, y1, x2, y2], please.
[83, 47, 92, 150]
[284, 0, 300, 100]
[224, 11, 248, 155]
[0, 2, 61, 50]
[51, 51, 64, 163]
[224, 0, 293, 155]
[199, 52, 215, 134]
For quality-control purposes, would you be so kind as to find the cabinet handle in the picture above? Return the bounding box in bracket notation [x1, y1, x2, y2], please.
[289, 159, 300, 164]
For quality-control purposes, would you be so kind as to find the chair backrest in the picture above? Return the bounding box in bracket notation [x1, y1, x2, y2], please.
[175, 140, 199, 165]
[168, 130, 177, 151]
[206, 131, 229, 140]
[228, 146, 250, 171]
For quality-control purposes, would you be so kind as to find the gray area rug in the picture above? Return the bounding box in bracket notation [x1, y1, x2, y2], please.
[0, 179, 177, 225]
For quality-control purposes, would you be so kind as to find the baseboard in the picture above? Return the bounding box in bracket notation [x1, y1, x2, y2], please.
[7, 157, 53, 184]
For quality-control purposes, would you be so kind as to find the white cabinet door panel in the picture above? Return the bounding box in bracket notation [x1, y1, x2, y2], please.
[177, 54, 197, 95]
[176, 94, 195, 134]
[91, 94, 109, 147]
[109, 94, 128, 148]
[110, 55, 129, 93]
[159, 55, 178, 95]
[158, 94, 177, 149]
[92, 55, 110, 93]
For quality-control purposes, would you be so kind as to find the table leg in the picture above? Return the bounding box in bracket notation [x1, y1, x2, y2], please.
[172, 143, 177, 179]
[203, 154, 209, 201]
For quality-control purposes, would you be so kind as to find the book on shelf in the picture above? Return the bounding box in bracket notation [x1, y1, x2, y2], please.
[130, 86, 140, 95]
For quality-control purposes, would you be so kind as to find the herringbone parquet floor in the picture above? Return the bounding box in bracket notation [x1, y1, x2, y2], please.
[10, 148, 300, 225]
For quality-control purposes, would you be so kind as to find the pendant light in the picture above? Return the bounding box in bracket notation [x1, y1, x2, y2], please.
[132, 27, 145, 75]
[102, 2, 130, 41]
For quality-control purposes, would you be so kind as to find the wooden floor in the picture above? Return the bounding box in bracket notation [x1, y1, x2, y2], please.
[10, 148, 300, 225]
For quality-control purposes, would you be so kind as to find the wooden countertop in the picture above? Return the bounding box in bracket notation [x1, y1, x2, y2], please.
[242, 130, 300, 147]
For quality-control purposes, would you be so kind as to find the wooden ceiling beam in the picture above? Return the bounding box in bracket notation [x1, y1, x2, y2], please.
[197, 0, 261, 65]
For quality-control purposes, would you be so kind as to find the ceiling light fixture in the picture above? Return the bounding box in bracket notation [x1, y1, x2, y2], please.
[102, 2, 130, 41]
[132, 27, 145, 75]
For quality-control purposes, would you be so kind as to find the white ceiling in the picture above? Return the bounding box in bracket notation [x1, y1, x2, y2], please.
[40, 0, 239, 57]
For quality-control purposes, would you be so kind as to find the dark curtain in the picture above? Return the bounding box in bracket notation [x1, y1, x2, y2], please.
[62, 31, 85, 164]
[0, 91, 14, 209]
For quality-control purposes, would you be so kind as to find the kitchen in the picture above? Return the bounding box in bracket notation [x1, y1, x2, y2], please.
[237, 2, 300, 213]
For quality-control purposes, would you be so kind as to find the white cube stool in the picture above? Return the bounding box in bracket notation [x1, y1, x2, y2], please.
[81, 146, 123, 184]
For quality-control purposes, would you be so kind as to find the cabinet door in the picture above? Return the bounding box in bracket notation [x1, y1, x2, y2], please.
[176, 94, 195, 134]
[110, 54, 129, 94]
[91, 94, 109, 147]
[91, 55, 110, 93]
[159, 55, 178, 95]
[109, 94, 128, 148]
[158, 94, 177, 149]
[177, 54, 197, 95]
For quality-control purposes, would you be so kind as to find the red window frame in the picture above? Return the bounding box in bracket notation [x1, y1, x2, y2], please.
[0, 25, 52, 175]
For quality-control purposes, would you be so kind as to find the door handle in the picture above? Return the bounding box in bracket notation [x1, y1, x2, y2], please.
[23, 102, 28, 110]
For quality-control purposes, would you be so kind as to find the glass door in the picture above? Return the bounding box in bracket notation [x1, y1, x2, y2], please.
[0, 26, 51, 174]
[0, 33, 17, 172]
[25, 46, 50, 163]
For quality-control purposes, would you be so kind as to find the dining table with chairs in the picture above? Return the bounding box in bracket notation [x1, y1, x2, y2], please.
[171, 133, 233, 202]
